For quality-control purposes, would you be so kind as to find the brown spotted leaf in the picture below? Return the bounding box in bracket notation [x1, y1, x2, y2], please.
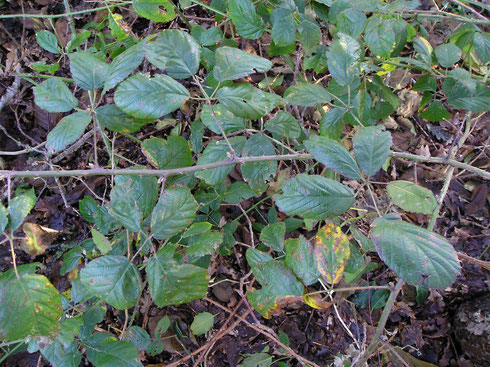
[313, 223, 351, 284]
[21, 223, 59, 256]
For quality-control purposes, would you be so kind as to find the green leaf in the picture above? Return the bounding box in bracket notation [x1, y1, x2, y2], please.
[298, 14, 322, 51]
[144, 29, 200, 79]
[142, 136, 193, 169]
[36, 30, 60, 54]
[91, 228, 112, 254]
[473, 32, 490, 64]
[147, 257, 209, 306]
[386, 180, 437, 215]
[84, 333, 142, 367]
[33, 78, 78, 113]
[114, 73, 189, 119]
[66, 29, 91, 53]
[41, 341, 82, 367]
[31, 61, 60, 74]
[80, 255, 142, 309]
[132, 0, 176, 22]
[191, 25, 223, 46]
[271, 8, 296, 47]
[7, 187, 36, 231]
[274, 174, 355, 220]
[190, 312, 215, 336]
[0, 203, 8, 233]
[265, 111, 301, 139]
[305, 136, 361, 180]
[240, 351, 273, 367]
[0, 272, 62, 340]
[105, 42, 145, 90]
[96, 104, 153, 133]
[151, 186, 197, 240]
[108, 12, 130, 42]
[228, 0, 264, 40]
[216, 83, 281, 119]
[186, 231, 223, 258]
[182, 222, 213, 238]
[419, 101, 451, 122]
[69, 51, 110, 90]
[444, 79, 490, 113]
[194, 136, 246, 185]
[326, 32, 361, 86]
[46, 111, 92, 153]
[213, 47, 272, 82]
[283, 83, 331, 106]
[413, 75, 437, 92]
[364, 17, 396, 58]
[60, 245, 83, 275]
[200, 104, 246, 134]
[248, 260, 304, 318]
[312, 223, 351, 284]
[260, 222, 286, 251]
[353, 126, 392, 177]
[221, 181, 256, 204]
[434, 43, 462, 68]
[284, 236, 320, 286]
[123, 326, 151, 351]
[241, 134, 277, 192]
[371, 218, 461, 288]
[336, 8, 366, 38]
[320, 107, 346, 140]
[370, 75, 399, 110]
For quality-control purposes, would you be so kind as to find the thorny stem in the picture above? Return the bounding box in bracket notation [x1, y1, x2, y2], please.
[354, 279, 404, 366]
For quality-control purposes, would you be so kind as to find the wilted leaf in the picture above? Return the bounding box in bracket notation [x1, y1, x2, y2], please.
[21, 223, 59, 256]
[312, 223, 351, 284]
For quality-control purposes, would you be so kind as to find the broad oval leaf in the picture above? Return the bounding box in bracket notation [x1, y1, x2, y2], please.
[144, 29, 200, 79]
[200, 104, 246, 134]
[84, 332, 142, 367]
[364, 17, 397, 58]
[0, 203, 8, 233]
[114, 73, 189, 119]
[274, 174, 355, 220]
[305, 136, 361, 180]
[283, 83, 331, 107]
[326, 33, 361, 86]
[69, 51, 110, 90]
[194, 136, 246, 185]
[151, 186, 197, 240]
[265, 111, 301, 139]
[80, 255, 142, 310]
[241, 134, 277, 192]
[285, 236, 320, 286]
[96, 104, 153, 133]
[260, 222, 286, 252]
[132, 0, 176, 22]
[7, 187, 37, 231]
[228, 0, 265, 40]
[147, 257, 209, 307]
[320, 107, 346, 140]
[46, 111, 92, 153]
[473, 32, 490, 64]
[142, 136, 193, 169]
[33, 78, 77, 113]
[312, 223, 351, 284]
[419, 101, 451, 122]
[434, 43, 462, 68]
[105, 42, 145, 90]
[387, 180, 437, 215]
[370, 218, 461, 289]
[36, 30, 60, 54]
[353, 126, 392, 177]
[213, 47, 272, 82]
[271, 8, 296, 47]
[216, 83, 281, 119]
[190, 312, 215, 336]
[0, 272, 62, 340]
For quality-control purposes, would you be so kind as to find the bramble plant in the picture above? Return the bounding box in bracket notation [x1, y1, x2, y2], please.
[0, 0, 489, 366]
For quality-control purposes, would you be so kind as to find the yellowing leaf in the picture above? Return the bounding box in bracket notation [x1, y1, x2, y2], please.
[303, 291, 332, 310]
[312, 223, 350, 284]
[21, 223, 59, 256]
